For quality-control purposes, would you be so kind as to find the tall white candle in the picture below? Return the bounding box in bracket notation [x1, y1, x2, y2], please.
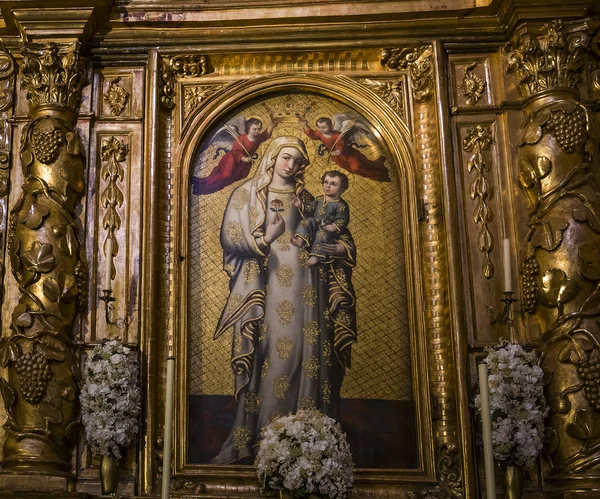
[478, 363, 496, 499]
[162, 357, 175, 499]
[503, 238, 512, 292]
[104, 236, 113, 289]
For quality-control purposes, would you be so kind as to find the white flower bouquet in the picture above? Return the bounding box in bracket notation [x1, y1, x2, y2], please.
[80, 338, 141, 458]
[475, 340, 548, 468]
[255, 409, 354, 499]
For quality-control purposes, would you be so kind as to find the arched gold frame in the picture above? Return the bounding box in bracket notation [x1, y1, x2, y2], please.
[170, 73, 436, 493]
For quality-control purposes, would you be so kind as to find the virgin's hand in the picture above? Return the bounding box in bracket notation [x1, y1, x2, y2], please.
[264, 214, 286, 243]
[291, 195, 302, 208]
[241, 156, 252, 163]
[321, 241, 346, 257]
[331, 150, 341, 157]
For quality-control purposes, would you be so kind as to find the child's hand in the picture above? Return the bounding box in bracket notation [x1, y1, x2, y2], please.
[241, 156, 252, 163]
[323, 224, 337, 233]
[331, 150, 341, 157]
[291, 195, 302, 208]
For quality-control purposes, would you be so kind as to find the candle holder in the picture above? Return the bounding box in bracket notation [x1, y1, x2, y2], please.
[491, 291, 517, 335]
[100, 288, 116, 325]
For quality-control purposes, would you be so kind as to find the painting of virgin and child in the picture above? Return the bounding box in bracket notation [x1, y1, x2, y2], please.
[187, 94, 417, 468]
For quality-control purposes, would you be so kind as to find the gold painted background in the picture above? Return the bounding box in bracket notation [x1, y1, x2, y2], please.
[187, 92, 412, 400]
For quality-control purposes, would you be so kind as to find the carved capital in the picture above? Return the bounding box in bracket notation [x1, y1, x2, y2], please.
[20, 41, 87, 113]
[505, 20, 591, 98]
[380, 45, 433, 102]
[160, 54, 213, 110]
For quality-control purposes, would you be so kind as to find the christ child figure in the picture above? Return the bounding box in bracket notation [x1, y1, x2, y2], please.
[291, 170, 351, 266]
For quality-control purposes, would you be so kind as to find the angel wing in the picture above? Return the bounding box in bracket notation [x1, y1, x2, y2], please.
[199, 115, 248, 154]
[331, 113, 377, 151]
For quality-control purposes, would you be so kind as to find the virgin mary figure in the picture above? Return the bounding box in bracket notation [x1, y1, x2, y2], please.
[212, 135, 358, 463]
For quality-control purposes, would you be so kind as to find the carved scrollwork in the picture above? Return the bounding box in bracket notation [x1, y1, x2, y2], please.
[100, 137, 127, 280]
[0, 41, 87, 475]
[357, 78, 404, 120]
[380, 46, 433, 103]
[505, 20, 590, 98]
[183, 84, 224, 126]
[20, 42, 86, 111]
[104, 76, 129, 117]
[160, 54, 212, 110]
[463, 125, 494, 278]
[460, 63, 486, 106]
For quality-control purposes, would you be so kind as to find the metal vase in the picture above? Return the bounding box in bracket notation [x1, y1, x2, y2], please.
[503, 464, 523, 499]
[100, 454, 118, 496]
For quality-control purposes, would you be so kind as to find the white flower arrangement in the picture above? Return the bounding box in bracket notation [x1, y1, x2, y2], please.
[475, 340, 548, 468]
[79, 338, 141, 458]
[255, 409, 354, 499]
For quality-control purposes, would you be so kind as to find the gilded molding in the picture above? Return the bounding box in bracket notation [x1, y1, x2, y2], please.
[412, 69, 463, 494]
[104, 76, 129, 116]
[356, 78, 404, 120]
[0, 47, 15, 310]
[100, 136, 127, 281]
[183, 84, 224, 127]
[20, 42, 86, 111]
[160, 54, 212, 110]
[460, 63, 486, 106]
[380, 46, 433, 102]
[505, 20, 590, 98]
[463, 125, 494, 279]
[0, 41, 87, 475]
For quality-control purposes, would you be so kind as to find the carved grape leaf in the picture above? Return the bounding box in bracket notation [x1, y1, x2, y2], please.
[538, 268, 579, 312]
[0, 378, 15, 411]
[558, 337, 594, 364]
[13, 303, 33, 329]
[573, 206, 600, 235]
[39, 336, 66, 362]
[43, 272, 77, 304]
[566, 409, 600, 441]
[52, 224, 78, 256]
[548, 392, 571, 414]
[545, 427, 559, 456]
[579, 243, 600, 281]
[0, 339, 20, 368]
[22, 242, 55, 274]
[530, 217, 569, 251]
[39, 400, 63, 425]
[20, 197, 50, 230]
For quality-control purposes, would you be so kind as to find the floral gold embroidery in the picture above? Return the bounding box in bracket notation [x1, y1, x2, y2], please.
[302, 321, 320, 345]
[335, 218, 346, 227]
[261, 358, 270, 379]
[224, 263, 235, 275]
[319, 266, 328, 283]
[322, 379, 331, 403]
[245, 391, 261, 414]
[299, 249, 310, 268]
[273, 375, 290, 399]
[276, 300, 294, 325]
[316, 229, 327, 240]
[269, 411, 283, 423]
[317, 207, 326, 217]
[232, 188, 250, 210]
[299, 219, 309, 228]
[302, 285, 317, 307]
[300, 396, 316, 410]
[233, 426, 251, 451]
[233, 334, 243, 355]
[259, 319, 268, 341]
[276, 336, 293, 359]
[276, 264, 294, 287]
[338, 204, 346, 212]
[302, 356, 319, 379]
[228, 293, 244, 312]
[323, 340, 332, 367]
[249, 206, 260, 226]
[277, 231, 291, 251]
[334, 268, 347, 287]
[227, 221, 244, 244]
[243, 260, 261, 283]
[336, 310, 353, 329]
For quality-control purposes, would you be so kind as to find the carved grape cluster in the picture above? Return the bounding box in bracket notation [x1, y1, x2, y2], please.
[545, 108, 587, 154]
[31, 127, 64, 165]
[15, 351, 53, 404]
[577, 352, 600, 412]
[521, 256, 540, 313]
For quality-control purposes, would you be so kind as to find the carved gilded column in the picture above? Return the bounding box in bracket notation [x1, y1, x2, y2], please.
[0, 41, 87, 475]
[505, 20, 600, 486]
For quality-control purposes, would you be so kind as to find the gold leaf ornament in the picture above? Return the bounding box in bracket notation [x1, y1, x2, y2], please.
[538, 268, 579, 313]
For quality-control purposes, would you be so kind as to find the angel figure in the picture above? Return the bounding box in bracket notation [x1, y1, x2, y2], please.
[299, 114, 390, 182]
[192, 116, 278, 195]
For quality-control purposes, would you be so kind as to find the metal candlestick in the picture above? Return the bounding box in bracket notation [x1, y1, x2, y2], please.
[491, 291, 517, 335]
[100, 288, 116, 325]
